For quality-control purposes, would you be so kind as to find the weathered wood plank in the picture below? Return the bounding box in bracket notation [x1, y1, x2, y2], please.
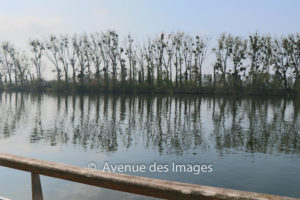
[0, 153, 298, 200]
[0, 196, 11, 200]
[31, 173, 43, 200]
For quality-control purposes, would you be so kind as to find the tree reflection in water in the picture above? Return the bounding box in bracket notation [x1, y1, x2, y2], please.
[0, 92, 299, 155]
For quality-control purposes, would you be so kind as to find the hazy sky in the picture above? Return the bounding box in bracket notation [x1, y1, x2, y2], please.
[0, 0, 299, 49]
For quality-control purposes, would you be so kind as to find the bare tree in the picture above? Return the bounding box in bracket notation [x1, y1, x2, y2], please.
[66, 34, 78, 84]
[273, 37, 290, 89]
[162, 34, 174, 85]
[173, 32, 184, 87]
[118, 47, 127, 85]
[248, 32, 264, 87]
[1, 42, 14, 83]
[136, 48, 145, 83]
[73, 34, 89, 86]
[90, 33, 102, 82]
[126, 34, 135, 84]
[284, 34, 300, 89]
[106, 31, 119, 88]
[99, 32, 110, 88]
[45, 35, 62, 83]
[230, 36, 247, 89]
[29, 39, 44, 84]
[58, 36, 69, 82]
[212, 33, 233, 87]
[193, 35, 209, 87]
[182, 34, 193, 84]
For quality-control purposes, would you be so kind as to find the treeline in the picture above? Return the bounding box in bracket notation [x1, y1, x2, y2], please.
[0, 31, 299, 94]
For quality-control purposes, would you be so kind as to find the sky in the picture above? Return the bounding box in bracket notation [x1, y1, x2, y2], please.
[0, 0, 299, 78]
[0, 0, 299, 48]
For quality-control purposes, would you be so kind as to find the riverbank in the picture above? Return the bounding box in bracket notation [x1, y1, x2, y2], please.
[0, 83, 298, 97]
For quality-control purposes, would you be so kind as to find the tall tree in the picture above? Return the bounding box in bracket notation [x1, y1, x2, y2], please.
[212, 33, 233, 87]
[260, 35, 273, 88]
[285, 34, 300, 89]
[273, 37, 290, 89]
[182, 34, 193, 84]
[1, 42, 14, 83]
[99, 32, 110, 88]
[58, 36, 69, 82]
[66, 34, 78, 84]
[193, 35, 209, 87]
[90, 33, 102, 83]
[162, 34, 174, 85]
[126, 34, 135, 85]
[230, 36, 247, 89]
[73, 34, 89, 87]
[118, 47, 127, 84]
[45, 35, 62, 83]
[107, 31, 119, 88]
[248, 32, 264, 87]
[29, 39, 44, 84]
[173, 32, 184, 87]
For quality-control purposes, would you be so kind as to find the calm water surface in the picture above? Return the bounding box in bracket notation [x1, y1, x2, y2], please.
[0, 92, 299, 199]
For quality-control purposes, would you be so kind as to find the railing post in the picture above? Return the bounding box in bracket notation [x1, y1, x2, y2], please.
[31, 173, 43, 200]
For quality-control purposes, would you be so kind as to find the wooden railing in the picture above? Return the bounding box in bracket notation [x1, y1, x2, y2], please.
[0, 153, 298, 200]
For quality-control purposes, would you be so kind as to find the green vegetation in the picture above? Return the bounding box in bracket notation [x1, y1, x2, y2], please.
[0, 31, 299, 95]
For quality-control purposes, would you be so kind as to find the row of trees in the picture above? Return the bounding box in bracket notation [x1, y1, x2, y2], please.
[213, 33, 300, 91]
[0, 31, 299, 93]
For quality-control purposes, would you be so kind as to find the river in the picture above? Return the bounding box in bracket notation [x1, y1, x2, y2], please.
[0, 92, 299, 199]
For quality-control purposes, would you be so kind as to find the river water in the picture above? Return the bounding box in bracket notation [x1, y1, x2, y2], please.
[0, 92, 299, 199]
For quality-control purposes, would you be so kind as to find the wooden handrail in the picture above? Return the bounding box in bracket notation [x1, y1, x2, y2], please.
[0, 153, 298, 200]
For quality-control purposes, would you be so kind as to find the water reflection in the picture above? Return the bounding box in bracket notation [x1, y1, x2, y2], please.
[0, 92, 299, 155]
